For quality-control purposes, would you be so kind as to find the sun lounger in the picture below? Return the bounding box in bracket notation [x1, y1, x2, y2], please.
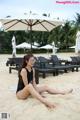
[34, 56, 80, 79]
[6, 57, 23, 73]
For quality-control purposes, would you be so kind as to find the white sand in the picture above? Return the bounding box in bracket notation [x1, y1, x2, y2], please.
[0, 53, 80, 120]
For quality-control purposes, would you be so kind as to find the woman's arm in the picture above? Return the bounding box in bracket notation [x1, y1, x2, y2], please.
[20, 68, 28, 86]
[32, 68, 37, 89]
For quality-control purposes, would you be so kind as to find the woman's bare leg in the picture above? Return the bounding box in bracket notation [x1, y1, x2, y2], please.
[36, 85, 73, 95]
[16, 84, 56, 108]
[46, 86, 73, 95]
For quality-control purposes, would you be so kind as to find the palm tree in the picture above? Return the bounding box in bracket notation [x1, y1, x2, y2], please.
[75, 13, 80, 30]
[60, 21, 76, 50]
[48, 26, 62, 46]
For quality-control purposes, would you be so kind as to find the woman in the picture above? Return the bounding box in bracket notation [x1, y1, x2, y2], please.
[16, 54, 72, 109]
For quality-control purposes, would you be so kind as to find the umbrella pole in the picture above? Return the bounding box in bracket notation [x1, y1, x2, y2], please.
[47, 49, 49, 58]
[30, 23, 32, 52]
[24, 48, 26, 54]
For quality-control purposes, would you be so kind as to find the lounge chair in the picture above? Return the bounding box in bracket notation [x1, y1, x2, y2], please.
[34, 56, 56, 78]
[75, 56, 80, 65]
[6, 57, 23, 73]
[50, 55, 80, 73]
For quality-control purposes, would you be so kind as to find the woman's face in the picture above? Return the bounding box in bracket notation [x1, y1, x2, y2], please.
[27, 57, 36, 67]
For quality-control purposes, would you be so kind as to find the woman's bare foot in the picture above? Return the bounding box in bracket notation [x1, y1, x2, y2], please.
[41, 94, 46, 98]
[61, 89, 73, 95]
[44, 100, 56, 109]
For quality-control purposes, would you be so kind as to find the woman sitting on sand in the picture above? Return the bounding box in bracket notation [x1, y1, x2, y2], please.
[16, 54, 72, 109]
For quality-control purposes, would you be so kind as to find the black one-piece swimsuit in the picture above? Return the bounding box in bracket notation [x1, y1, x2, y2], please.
[16, 68, 33, 93]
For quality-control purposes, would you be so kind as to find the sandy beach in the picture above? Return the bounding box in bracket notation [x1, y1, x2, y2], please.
[0, 53, 80, 120]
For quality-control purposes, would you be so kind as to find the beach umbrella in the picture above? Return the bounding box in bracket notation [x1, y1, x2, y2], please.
[16, 42, 37, 52]
[40, 44, 53, 49]
[69, 46, 75, 49]
[33, 42, 39, 47]
[0, 13, 64, 50]
[0, 15, 63, 31]
[16, 42, 37, 49]
[75, 31, 80, 53]
[70, 32, 80, 54]
[11, 35, 16, 58]
[52, 41, 56, 54]
[39, 44, 53, 57]
[39, 44, 58, 56]
[16, 42, 31, 49]
[40, 44, 58, 50]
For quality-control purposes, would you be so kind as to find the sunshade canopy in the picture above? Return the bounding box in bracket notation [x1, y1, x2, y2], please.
[39, 44, 58, 50]
[0, 17, 64, 32]
[16, 42, 37, 49]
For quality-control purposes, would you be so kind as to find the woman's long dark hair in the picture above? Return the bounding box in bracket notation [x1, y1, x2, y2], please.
[22, 54, 34, 68]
